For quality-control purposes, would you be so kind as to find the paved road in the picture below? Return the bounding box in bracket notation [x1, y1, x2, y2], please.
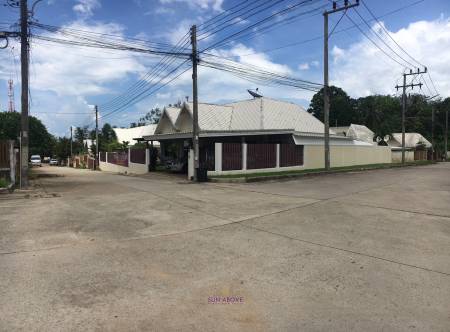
[1, 164, 449, 331]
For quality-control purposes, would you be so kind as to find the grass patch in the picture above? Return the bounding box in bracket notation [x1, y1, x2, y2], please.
[210, 160, 435, 180]
[0, 178, 10, 188]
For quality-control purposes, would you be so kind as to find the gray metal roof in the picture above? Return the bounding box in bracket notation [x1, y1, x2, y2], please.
[153, 97, 327, 137]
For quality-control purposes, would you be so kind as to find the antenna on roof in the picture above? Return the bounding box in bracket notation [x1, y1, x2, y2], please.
[248, 88, 262, 99]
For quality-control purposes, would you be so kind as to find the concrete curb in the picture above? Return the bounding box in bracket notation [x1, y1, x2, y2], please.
[209, 162, 436, 183]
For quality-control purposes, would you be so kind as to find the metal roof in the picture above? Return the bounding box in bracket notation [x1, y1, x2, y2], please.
[113, 124, 159, 146]
[390, 133, 432, 148]
[331, 124, 375, 144]
[153, 97, 328, 136]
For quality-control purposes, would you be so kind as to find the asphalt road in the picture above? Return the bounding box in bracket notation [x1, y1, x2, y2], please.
[0, 164, 449, 331]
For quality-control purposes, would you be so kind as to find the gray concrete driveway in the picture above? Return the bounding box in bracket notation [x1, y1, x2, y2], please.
[1, 164, 449, 331]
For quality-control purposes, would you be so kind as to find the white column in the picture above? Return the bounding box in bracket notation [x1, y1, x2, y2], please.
[242, 143, 247, 170]
[188, 148, 194, 180]
[214, 143, 222, 172]
[105, 152, 108, 164]
[276, 144, 280, 168]
[128, 148, 131, 167]
[145, 148, 150, 166]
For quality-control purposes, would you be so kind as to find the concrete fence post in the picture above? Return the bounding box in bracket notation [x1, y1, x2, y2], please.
[214, 143, 222, 172]
[276, 143, 280, 168]
[105, 152, 108, 164]
[242, 143, 247, 170]
[145, 148, 150, 169]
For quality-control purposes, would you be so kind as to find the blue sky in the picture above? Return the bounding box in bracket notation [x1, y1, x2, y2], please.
[0, 0, 449, 136]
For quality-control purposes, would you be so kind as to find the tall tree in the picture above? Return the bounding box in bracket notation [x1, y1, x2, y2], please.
[101, 123, 117, 143]
[308, 86, 356, 127]
[355, 95, 401, 137]
[0, 111, 55, 156]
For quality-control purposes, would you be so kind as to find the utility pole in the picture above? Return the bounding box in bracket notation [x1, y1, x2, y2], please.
[323, 0, 359, 170]
[95, 105, 99, 170]
[20, 0, 29, 187]
[431, 106, 435, 160]
[427, 94, 440, 160]
[190, 25, 199, 181]
[395, 67, 427, 164]
[70, 126, 73, 162]
[445, 108, 448, 161]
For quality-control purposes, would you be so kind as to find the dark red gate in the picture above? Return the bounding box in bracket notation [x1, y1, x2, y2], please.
[247, 143, 276, 169]
[222, 143, 242, 170]
[280, 144, 304, 167]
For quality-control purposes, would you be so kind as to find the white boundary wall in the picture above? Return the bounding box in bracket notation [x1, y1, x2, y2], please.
[99, 149, 149, 174]
[391, 150, 414, 163]
[208, 143, 392, 176]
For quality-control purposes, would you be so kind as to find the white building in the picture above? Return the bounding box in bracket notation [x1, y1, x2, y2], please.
[113, 124, 160, 146]
[331, 124, 375, 144]
[142, 97, 391, 178]
[385, 133, 431, 162]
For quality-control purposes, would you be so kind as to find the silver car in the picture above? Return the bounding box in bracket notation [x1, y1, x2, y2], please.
[30, 155, 42, 167]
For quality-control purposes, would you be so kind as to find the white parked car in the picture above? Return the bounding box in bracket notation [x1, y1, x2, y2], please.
[30, 155, 42, 167]
[49, 158, 58, 166]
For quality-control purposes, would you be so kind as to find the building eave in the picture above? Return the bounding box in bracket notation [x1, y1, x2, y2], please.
[142, 129, 350, 141]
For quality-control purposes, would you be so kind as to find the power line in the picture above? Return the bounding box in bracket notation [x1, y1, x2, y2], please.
[344, 12, 408, 69]
[205, 1, 328, 49]
[198, 0, 292, 40]
[98, 32, 191, 112]
[234, 0, 425, 57]
[360, 0, 424, 68]
[202, 0, 319, 52]
[351, 8, 417, 69]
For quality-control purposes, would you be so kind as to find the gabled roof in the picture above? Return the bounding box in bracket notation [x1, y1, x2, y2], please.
[184, 102, 234, 131]
[145, 97, 336, 140]
[164, 106, 182, 125]
[154, 106, 182, 134]
[225, 97, 325, 133]
[391, 133, 432, 148]
[331, 124, 375, 144]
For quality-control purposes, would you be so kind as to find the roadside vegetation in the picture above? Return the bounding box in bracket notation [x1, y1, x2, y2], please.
[309, 87, 450, 158]
[0, 178, 9, 188]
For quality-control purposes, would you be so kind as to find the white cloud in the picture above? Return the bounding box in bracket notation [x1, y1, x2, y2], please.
[298, 63, 309, 70]
[331, 17, 450, 98]
[0, 20, 154, 134]
[215, 43, 292, 75]
[164, 19, 194, 44]
[161, 43, 312, 105]
[159, 0, 223, 11]
[73, 0, 101, 18]
[25, 22, 147, 96]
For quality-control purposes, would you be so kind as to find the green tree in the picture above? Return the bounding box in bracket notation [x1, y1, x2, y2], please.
[308, 86, 357, 127]
[54, 137, 71, 160]
[355, 95, 401, 137]
[0, 111, 55, 157]
[88, 123, 118, 152]
[101, 123, 117, 143]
